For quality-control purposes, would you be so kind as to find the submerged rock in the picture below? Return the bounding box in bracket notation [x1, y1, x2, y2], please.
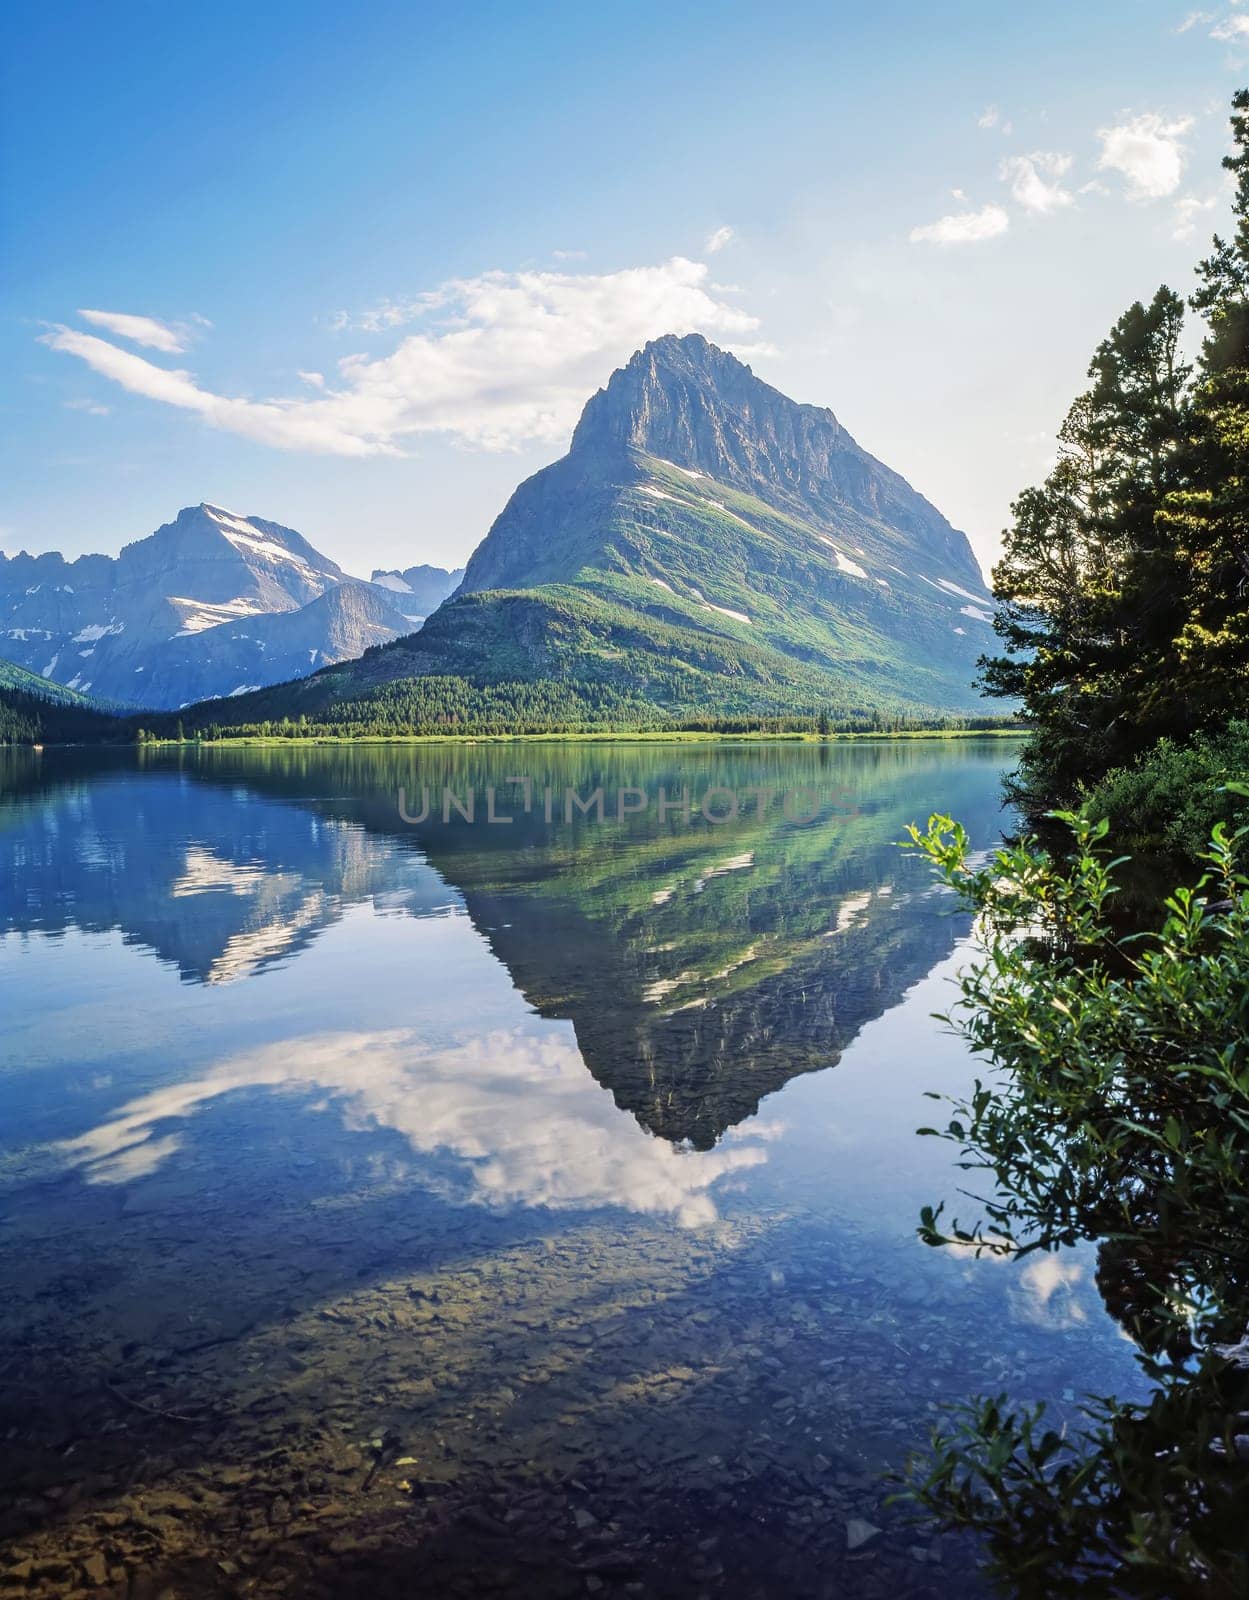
[845, 1517, 882, 1551]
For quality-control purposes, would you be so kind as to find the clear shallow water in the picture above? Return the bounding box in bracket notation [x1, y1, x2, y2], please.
[0, 742, 1141, 1600]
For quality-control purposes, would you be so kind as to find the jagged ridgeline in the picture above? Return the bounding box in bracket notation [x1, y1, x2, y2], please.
[0, 506, 462, 711]
[168, 334, 996, 735]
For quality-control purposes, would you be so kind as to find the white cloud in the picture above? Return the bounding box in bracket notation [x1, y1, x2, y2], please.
[1000, 151, 1074, 213]
[1173, 192, 1219, 238]
[1177, 9, 1214, 31]
[76, 308, 191, 353]
[909, 203, 1010, 245]
[41, 326, 386, 455]
[705, 225, 735, 253]
[1096, 112, 1194, 200]
[1211, 11, 1249, 37]
[63, 397, 111, 416]
[976, 105, 1013, 135]
[43, 257, 763, 458]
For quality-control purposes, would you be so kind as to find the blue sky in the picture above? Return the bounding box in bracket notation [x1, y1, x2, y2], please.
[3, 0, 1246, 576]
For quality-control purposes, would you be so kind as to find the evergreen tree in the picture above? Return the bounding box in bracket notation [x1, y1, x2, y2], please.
[1156, 89, 1249, 729]
[980, 288, 1190, 802]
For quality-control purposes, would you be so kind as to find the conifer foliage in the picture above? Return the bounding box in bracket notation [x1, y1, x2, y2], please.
[983, 90, 1249, 810]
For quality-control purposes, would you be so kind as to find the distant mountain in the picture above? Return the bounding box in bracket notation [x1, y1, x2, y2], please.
[371, 563, 465, 616]
[180, 334, 995, 733]
[0, 505, 425, 709]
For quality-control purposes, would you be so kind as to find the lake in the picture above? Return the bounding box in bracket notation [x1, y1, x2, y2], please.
[0, 740, 1141, 1599]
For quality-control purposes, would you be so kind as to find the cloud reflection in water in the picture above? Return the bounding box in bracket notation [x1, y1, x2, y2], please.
[58, 1028, 772, 1227]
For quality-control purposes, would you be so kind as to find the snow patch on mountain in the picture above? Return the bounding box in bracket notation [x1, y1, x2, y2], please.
[936, 577, 991, 604]
[170, 596, 269, 637]
[816, 537, 868, 579]
[202, 505, 311, 570]
[703, 601, 751, 625]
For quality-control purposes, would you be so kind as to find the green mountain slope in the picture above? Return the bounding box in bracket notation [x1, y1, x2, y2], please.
[0, 658, 97, 704]
[173, 335, 997, 735]
[0, 657, 127, 743]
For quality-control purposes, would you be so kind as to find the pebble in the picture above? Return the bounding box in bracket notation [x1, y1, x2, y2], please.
[80, 1552, 109, 1586]
[845, 1517, 882, 1551]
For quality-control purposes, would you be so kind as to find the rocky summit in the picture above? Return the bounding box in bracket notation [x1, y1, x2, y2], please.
[371, 563, 465, 614]
[203, 333, 995, 731]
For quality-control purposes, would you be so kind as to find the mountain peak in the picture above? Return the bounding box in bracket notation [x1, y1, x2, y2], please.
[133, 504, 347, 586]
[462, 330, 984, 602]
[570, 330, 852, 503]
[589, 330, 765, 408]
[369, 563, 465, 614]
[0, 504, 375, 708]
[634, 329, 733, 367]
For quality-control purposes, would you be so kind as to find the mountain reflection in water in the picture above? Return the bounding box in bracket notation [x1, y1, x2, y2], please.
[0, 738, 1144, 1600]
[0, 740, 1005, 1149]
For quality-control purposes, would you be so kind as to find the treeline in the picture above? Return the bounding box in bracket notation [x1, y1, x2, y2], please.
[983, 89, 1249, 849]
[673, 711, 1017, 735]
[0, 684, 127, 746]
[129, 673, 1020, 742]
[2, 676, 1020, 748]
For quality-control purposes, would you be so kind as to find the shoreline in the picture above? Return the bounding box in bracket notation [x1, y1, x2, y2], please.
[8, 728, 1027, 751]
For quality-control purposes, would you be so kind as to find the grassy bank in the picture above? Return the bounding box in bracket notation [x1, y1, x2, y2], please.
[115, 727, 1027, 750]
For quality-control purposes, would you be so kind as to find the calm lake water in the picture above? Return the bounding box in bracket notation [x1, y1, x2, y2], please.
[0, 741, 1142, 1600]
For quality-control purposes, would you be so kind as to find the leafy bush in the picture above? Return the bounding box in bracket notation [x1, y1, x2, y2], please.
[1081, 720, 1249, 859]
[899, 812, 1249, 1598]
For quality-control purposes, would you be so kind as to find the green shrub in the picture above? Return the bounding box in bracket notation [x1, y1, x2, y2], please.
[898, 812, 1249, 1597]
[1081, 719, 1249, 859]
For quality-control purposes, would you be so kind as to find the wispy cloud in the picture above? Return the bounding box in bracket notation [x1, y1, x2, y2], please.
[62, 397, 111, 416]
[977, 105, 1013, 135]
[1096, 112, 1193, 199]
[909, 202, 1010, 246]
[705, 225, 735, 253]
[41, 327, 383, 454]
[1000, 151, 1074, 214]
[1172, 191, 1219, 238]
[44, 257, 763, 458]
[76, 309, 195, 353]
[1211, 11, 1249, 39]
